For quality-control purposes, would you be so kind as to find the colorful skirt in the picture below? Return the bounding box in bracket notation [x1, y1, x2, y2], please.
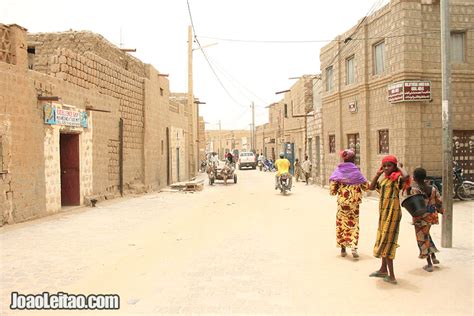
[336, 203, 360, 249]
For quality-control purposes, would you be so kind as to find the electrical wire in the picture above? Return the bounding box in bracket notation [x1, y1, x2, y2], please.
[187, 0, 248, 110]
[204, 54, 270, 107]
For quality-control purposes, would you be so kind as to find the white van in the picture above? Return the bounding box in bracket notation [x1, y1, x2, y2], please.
[238, 152, 256, 170]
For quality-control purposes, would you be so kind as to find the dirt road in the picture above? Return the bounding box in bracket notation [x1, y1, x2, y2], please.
[1, 169, 472, 315]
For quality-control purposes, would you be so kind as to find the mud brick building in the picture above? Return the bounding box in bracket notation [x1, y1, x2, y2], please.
[255, 75, 315, 168]
[320, 0, 474, 184]
[0, 24, 195, 225]
[205, 129, 251, 158]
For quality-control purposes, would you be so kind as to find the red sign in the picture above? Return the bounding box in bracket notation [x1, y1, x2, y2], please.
[388, 81, 431, 103]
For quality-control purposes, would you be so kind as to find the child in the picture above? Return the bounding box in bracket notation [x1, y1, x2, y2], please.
[408, 167, 443, 272]
[368, 155, 410, 284]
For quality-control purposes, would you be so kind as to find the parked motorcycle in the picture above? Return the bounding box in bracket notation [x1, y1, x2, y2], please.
[426, 161, 474, 201]
[263, 159, 276, 172]
[277, 172, 292, 194]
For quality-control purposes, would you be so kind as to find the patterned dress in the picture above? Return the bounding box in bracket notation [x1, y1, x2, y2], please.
[410, 183, 443, 259]
[374, 176, 403, 259]
[330, 181, 369, 249]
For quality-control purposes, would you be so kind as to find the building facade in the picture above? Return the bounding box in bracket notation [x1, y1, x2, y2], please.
[0, 25, 195, 225]
[320, 0, 474, 184]
[205, 129, 250, 158]
[256, 75, 315, 165]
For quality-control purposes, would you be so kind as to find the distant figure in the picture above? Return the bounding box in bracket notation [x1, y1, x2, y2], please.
[329, 149, 368, 259]
[302, 155, 312, 185]
[408, 167, 443, 272]
[226, 152, 234, 164]
[294, 158, 302, 182]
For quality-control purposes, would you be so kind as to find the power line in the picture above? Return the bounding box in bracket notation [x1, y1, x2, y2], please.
[186, 0, 248, 110]
[205, 54, 269, 107]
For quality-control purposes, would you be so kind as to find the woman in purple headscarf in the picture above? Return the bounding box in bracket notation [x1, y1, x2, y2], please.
[329, 149, 369, 258]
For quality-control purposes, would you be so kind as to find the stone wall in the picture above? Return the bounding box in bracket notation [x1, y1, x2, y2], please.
[0, 25, 192, 225]
[320, 0, 474, 182]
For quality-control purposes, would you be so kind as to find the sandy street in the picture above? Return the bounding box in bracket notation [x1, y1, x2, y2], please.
[0, 169, 473, 315]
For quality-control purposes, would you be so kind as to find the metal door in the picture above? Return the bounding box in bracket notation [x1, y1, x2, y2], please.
[453, 130, 474, 181]
[347, 133, 360, 166]
[283, 142, 295, 174]
[60, 133, 80, 206]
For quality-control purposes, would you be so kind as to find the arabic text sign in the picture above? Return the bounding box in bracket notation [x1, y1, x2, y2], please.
[388, 81, 431, 103]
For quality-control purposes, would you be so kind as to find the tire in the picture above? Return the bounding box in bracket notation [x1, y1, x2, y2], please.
[456, 183, 474, 201]
[234, 174, 237, 184]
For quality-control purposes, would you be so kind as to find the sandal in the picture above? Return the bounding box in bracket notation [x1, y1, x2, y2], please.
[341, 248, 347, 257]
[423, 265, 434, 272]
[432, 258, 440, 264]
[383, 275, 398, 284]
[351, 249, 359, 258]
[369, 270, 388, 278]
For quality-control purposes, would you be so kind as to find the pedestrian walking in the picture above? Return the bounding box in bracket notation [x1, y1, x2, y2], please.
[301, 155, 312, 185]
[368, 155, 410, 285]
[329, 149, 368, 259]
[408, 167, 443, 272]
[294, 158, 302, 182]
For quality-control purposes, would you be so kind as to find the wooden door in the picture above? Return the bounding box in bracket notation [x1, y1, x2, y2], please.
[60, 133, 80, 206]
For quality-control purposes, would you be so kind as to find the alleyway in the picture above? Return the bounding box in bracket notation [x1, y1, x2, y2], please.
[0, 170, 472, 315]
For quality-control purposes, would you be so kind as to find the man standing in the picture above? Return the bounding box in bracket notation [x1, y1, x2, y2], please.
[302, 155, 312, 185]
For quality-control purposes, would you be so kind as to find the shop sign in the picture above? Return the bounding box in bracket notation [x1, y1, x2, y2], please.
[388, 80, 431, 103]
[44, 103, 88, 128]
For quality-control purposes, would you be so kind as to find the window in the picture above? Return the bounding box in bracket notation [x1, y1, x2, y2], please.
[347, 133, 360, 165]
[374, 41, 385, 75]
[0, 136, 3, 170]
[378, 129, 389, 154]
[346, 55, 355, 85]
[161, 140, 164, 155]
[329, 135, 336, 153]
[326, 66, 334, 91]
[451, 32, 465, 63]
[160, 88, 164, 96]
[284, 104, 288, 118]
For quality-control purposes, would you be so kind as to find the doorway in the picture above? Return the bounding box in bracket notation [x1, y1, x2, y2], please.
[176, 147, 180, 182]
[453, 130, 474, 181]
[60, 133, 80, 206]
[347, 133, 360, 166]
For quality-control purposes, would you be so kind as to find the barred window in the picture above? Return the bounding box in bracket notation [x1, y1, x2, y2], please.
[347, 133, 360, 165]
[378, 129, 389, 154]
[329, 135, 336, 153]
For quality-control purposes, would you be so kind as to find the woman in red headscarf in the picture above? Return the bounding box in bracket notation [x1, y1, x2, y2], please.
[368, 155, 410, 284]
[329, 149, 369, 258]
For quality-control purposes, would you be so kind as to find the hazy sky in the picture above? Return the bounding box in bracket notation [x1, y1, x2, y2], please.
[1, 0, 389, 130]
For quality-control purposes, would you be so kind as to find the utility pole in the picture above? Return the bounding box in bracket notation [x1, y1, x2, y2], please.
[187, 25, 196, 177]
[440, 0, 453, 248]
[251, 102, 255, 153]
[218, 120, 222, 159]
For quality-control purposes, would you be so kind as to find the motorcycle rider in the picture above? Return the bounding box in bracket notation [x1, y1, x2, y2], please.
[275, 152, 292, 190]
